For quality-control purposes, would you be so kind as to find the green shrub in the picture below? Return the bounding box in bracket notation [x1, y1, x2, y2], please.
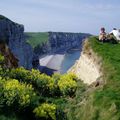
[58, 74, 77, 96]
[0, 115, 17, 120]
[9, 67, 30, 82]
[0, 53, 78, 120]
[0, 77, 5, 108]
[30, 69, 55, 91]
[33, 103, 56, 120]
[10, 68, 55, 96]
[10, 68, 77, 97]
[0, 54, 9, 78]
[0, 54, 5, 66]
[3, 79, 37, 107]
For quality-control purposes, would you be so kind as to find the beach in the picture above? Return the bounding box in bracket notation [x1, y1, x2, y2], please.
[39, 54, 65, 72]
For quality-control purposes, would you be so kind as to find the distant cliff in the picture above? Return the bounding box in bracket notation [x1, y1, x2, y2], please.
[49, 32, 91, 53]
[0, 15, 33, 69]
[0, 15, 90, 70]
[31, 32, 91, 55]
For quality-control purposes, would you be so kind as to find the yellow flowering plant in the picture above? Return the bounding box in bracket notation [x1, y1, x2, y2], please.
[3, 79, 36, 107]
[33, 103, 56, 120]
[58, 74, 77, 95]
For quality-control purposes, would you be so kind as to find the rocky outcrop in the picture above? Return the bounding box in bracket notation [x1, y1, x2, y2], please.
[69, 39, 102, 85]
[0, 15, 33, 69]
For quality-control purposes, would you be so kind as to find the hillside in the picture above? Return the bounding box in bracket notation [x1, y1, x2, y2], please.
[1, 15, 120, 120]
[26, 32, 49, 48]
[0, 15, 81, 120]
[1, 28, 120, 119]
[67, 36, 120, 120]
[0, 52, 80, 120]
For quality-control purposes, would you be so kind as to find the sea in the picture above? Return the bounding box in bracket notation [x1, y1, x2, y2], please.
[60, 50, 81, 74]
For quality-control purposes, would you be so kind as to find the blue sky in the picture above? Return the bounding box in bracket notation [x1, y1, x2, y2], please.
[0, 0, 120, 34]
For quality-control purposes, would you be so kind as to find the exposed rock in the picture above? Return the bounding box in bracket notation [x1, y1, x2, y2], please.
[32, 32, 91, 71]
[0, 43, 18, 68]
[34, 32, 91, 55]
[49, 32, 90, 53]
[69, 39, 102, 85]
[0, 15, 33, 69]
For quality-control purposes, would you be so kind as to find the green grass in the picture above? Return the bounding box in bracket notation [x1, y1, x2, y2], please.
[66, 36, 120, 120]
[89, 37, 120, 102]
[89, 36, 120, 119]
[26, 32, 49, 48]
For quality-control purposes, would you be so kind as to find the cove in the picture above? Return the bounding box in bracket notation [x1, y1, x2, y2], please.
[60, 50, 81, 74]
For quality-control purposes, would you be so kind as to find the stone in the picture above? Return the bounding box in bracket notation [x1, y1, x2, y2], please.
[0, 15, 33, 69]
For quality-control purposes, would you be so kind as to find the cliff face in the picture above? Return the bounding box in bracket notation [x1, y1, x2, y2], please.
[0, 43, 18, 68]
[48, 32, 90, 53]
[0, 15, 33, 69]
[34, 32, 91, 55]
[69, 39, 102, 85]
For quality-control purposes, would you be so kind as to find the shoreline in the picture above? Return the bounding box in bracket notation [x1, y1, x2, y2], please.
[39, 54, 65, 72]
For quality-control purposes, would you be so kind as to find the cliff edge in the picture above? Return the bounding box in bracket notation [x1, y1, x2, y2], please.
[69, 38, 102, 84]
[0, 15, 33, 69]
[67, 36, 120, 120]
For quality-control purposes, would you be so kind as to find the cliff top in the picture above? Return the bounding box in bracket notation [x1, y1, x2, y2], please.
[77, 36, 120, 119]
[0, 15, 7, 20]
[0, 15, 24, 28]
[67, 36, 120, 120]
[26, 32, 49, 48]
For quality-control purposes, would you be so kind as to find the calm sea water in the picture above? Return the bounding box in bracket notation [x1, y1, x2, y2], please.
[60, 50, 81, 74]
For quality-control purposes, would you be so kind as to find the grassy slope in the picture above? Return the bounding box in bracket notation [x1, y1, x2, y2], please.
[89, 37, 120, 120]
[67, 36, 120, 120]
[26, 32, 49, 48]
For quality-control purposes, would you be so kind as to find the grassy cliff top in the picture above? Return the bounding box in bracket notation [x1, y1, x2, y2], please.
[89, 36, 120, 84]
[66, 36, 120, 120]
[26, 32, 49, 48]
[89, 37, 120, 105]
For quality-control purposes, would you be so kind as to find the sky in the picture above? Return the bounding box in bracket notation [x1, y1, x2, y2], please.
[0, 0, 120, 34]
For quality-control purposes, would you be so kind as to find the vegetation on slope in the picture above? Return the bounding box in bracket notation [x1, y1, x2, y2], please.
[26, 32, 49, 49]
[3, 35, 120, 120]
[90, 37, 120, 119]
[66, 36, 120, 120]
[0, 53, 83, 120]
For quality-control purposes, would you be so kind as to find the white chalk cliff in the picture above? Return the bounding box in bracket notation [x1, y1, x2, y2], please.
[69, 39, 102, 85]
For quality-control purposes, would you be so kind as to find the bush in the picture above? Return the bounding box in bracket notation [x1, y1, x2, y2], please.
[0, 77, 5, 108]
[0, 115, 17, 120]
[0, 54, 5, 66]
[10, 68, 55, 96]
[9, 68, 78, 97]
[33, 103, 56, 120]
[0, 54, 10, 78]
[3, 79, 37, 107]
[0, 54, 78, 120]
[58, 74, 77, 96]
[9, 67, 30, 82]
